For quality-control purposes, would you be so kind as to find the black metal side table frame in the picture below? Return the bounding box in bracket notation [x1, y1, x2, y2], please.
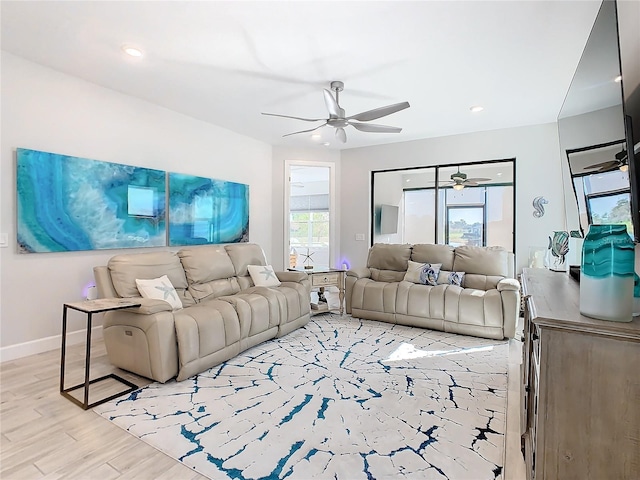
[60, 299, 140, 410]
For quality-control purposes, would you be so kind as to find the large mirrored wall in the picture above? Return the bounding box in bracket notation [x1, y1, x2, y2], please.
[558, 0, 631, 240]
[371, 159, 515, 251]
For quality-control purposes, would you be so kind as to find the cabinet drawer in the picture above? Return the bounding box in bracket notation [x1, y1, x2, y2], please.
[312, 273, 339, 286]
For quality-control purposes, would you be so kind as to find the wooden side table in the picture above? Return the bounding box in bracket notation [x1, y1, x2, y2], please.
[60, 299, 140, 409]
[289, 267, 346, 315]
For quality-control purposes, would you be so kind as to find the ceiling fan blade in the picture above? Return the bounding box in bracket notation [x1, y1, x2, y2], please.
[323, 89, 345, 118]
[335, 127, 347, 143]
[584, 160, 618, 170]
[347, 101, 410, 122]
[350, 122, 402, 133]
[465, 177, 491, 183]
[596, 164, 620, 173]
[262, 112, 325, 122]
[282, 123, 327, 137]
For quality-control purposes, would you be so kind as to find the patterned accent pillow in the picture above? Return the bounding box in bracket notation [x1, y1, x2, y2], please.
[404, 260, 442, 286]
[136, 275, 183, 310]
[437, 270, 466, 287]
[247, 264, 281, 287]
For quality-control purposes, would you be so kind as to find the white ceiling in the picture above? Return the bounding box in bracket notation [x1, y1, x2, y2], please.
[0, 1, 603, 150]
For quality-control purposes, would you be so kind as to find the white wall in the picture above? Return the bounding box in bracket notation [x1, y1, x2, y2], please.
[0, 53, 273, 358]
[271, 146, 340, 270]
[340, 123, 566, 271]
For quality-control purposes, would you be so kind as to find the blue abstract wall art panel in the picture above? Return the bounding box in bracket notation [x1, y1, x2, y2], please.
[168, 173, 249, 246]
[16, 148, 167, 253]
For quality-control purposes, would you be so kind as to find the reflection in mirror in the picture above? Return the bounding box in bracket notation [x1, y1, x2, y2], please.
[558, 0, 629, 243]
[567, 140, 632, 238]
[372, 160, 514, 251]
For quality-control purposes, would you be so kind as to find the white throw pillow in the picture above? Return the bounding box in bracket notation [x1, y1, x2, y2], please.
[247, 264, 281, 287]
[135, 275, 183, 310]
[404, 260, 442, 286]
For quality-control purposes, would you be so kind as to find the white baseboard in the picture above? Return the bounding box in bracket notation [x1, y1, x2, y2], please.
[0, 326, 103, 363]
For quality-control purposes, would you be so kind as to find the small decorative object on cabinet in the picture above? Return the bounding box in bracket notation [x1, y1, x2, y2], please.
[544, 230, 569, 272]
[289, 247, 297, 268]
[520, 268, 640, 480]
[580, 223, 635, 322]
[301, 248, 314, 270]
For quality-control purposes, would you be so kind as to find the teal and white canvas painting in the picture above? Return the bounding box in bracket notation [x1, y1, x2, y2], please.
[168, 173, 249, 246]
[16, 148, 166, 253]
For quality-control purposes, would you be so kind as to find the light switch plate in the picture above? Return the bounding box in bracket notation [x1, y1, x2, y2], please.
[355, 233, 365, 241]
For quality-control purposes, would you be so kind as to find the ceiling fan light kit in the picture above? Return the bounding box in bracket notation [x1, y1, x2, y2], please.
[262, 80, 410, 144]
[442, 166, 492, 190]
[584, 148, 628, 173]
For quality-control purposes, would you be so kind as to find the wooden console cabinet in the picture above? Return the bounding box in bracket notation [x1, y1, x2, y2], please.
[520, 268, 640, 480]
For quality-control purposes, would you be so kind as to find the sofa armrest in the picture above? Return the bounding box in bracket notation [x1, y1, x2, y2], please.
[120, 297, 174, 314]
[497, 278, 520, 292]
[275, 271, 309, 283]
[347, 267, 371, 279]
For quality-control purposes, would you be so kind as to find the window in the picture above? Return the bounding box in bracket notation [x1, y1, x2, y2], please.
[446, 206, 485, 247]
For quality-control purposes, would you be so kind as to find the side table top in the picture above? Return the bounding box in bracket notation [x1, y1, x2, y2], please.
[64, 298, 141, 314]
[288, 267, 346, 274]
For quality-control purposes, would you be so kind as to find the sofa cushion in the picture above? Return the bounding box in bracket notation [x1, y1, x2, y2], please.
[370, 268, 406, 282]
[411, 244, 455, 271]
[178, 245, 236, 284]
[178, 245, 241, 302]
[452, 245, 509, 276]
[108, 251, 194, 306]
[225, 243, 267, 276]
[463, 274, 505, 290]
[367, 243, 412, 271]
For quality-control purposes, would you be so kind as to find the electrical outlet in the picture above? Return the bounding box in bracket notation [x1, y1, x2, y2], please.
[355, 233, 365, 241]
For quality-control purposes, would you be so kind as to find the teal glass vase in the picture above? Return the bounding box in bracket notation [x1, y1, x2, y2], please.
[580, 224, 635, 322]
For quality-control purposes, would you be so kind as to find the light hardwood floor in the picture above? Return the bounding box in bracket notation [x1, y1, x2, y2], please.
[1, 316, 526, 479]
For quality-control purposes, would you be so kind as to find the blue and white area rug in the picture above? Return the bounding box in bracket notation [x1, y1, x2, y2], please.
[95, 314, 508, 479]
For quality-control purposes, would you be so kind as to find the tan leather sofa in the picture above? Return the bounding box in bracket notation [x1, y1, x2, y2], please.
[346, 244, 519, 340]
[94, 243, 311, 382]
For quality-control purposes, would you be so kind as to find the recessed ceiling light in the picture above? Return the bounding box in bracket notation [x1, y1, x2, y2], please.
[322, 142, 330, 147]
[614, 75, 622, 83]
[311, 134, 321, 140]
[470, 105, 484, 113]
[122, 46, 143, 57]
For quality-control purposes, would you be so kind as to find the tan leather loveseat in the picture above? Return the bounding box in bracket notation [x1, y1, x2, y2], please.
[346, 244, 519, 340]
[94, 243, 311, 382]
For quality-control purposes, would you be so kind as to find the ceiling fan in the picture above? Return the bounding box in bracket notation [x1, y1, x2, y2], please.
[442, 167, 491, 190]
[262, 81, 410, 143]
[584, 149, 628, 173]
